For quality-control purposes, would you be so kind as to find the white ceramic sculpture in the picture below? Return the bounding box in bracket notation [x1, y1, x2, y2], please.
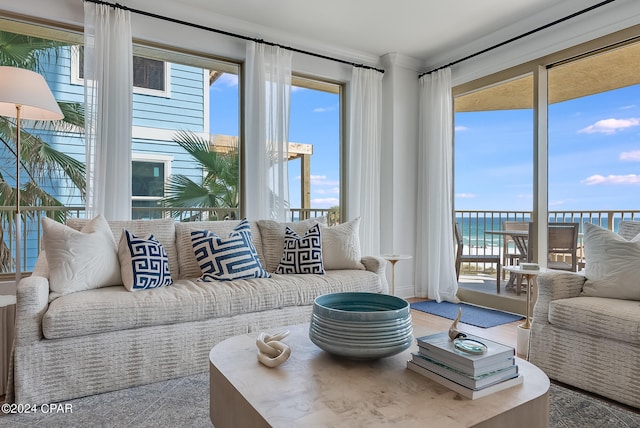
[256, 329, 291, 368]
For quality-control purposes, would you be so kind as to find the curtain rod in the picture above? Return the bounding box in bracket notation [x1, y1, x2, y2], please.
[83, 0, 385, 74]
[419, 0, 617, 78]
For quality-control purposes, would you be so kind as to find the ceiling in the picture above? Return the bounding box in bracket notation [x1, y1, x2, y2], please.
[163, 0, 605, 67]
[456, 35, 640, 111]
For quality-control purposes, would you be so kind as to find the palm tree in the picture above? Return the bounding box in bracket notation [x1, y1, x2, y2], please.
[163, 130, 239, 220]
[0, 30, 86, 271]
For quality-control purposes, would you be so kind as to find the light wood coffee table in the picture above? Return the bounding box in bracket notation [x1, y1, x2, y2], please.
[209, 323, 549, 427]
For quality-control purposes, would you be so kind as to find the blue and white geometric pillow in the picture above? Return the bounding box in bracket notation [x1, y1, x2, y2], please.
[118, 230, 173, 291]
[275, 224, 325, 274]
[229, 219, 261, 261]
[191, 227, 270, 282]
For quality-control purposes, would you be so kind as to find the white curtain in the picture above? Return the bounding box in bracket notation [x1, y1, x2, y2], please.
[245, 41, 292, 221]
[415, 68, 459, 302]
[348, 67, 383, 256]
[84, 3, 133, 220]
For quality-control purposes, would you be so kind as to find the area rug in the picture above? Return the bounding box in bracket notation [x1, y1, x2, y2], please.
[410, 300, 524, 328]
[2, 373, 638, 427]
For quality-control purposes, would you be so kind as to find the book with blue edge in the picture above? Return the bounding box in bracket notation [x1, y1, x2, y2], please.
[410, 352, 519, 390]
[406, 360, 524, 400]
[416, 331, 515, 373]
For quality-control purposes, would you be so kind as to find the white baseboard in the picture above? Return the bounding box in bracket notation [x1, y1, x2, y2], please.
[394, 283, 414, 299]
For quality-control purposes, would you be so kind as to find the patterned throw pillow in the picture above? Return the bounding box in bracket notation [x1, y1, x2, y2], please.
[191, 222, 271, 282]
[118, 230, 173, 291]
[276, 224, 325, 274]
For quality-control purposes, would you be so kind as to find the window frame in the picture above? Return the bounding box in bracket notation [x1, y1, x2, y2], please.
[131, 152, 173, 207]
[70, 45, 172, 98]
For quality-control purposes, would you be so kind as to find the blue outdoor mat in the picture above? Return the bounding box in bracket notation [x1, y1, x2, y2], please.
[410, 301, 523, 328]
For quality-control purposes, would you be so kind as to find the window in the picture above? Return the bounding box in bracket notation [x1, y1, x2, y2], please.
[131, 154, 172, 220]
[288, 77, 342, 223]
[72, 46, 171, 96]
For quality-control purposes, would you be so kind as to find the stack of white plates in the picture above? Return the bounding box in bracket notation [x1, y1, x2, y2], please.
[309, 292, 413, 359]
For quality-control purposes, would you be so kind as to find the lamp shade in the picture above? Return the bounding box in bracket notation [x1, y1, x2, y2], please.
[0, 66, 63, 120]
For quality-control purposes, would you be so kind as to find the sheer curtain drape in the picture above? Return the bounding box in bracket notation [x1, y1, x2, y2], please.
[348, 67, 383, 256]
[84, 3, 133, 220]
[245, 41, 292, 221]
[415, 68, 459, 302]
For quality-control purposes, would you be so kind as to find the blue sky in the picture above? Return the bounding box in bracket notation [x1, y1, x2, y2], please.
[209, 74, 340, 209]
[455, 84, 640, 212]
[210, 72, 640, 214]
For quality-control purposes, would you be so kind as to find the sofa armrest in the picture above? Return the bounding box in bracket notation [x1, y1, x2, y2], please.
[361, 256, 389, 293]
[15, 273, 49, 345]
[532, 271, 586, 325]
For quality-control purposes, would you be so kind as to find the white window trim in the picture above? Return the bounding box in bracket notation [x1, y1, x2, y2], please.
[70, 46, 171, 98]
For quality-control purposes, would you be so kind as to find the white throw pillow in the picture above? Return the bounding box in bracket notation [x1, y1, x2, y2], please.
[42, 215, 121, 296]
[581, 222, 640, 300]
[618, 221, 640, 241]
[319, 218, 365, 270]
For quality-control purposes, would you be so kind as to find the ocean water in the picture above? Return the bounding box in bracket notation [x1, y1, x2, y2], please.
[456, 215, 627, 254]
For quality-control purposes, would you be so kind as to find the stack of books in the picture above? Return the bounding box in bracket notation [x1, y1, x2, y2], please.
[407, 331, 523, 399]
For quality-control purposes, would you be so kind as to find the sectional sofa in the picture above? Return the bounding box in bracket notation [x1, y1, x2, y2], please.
[8, 216, 387, 404]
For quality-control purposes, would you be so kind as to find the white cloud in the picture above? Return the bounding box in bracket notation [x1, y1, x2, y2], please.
[310, 175, 339, 186]
[214, 73, 238, 87]
[313, 105, 337, 113]
[455, 193, 477, 198]
[311, 197, 339, 207]
[620, 104, 637, 110]
[620, 150, 640, 161]
[455, 126, 469, 132]
[581, 174, 640, 185]
[315, 187, 340, 195]
[578, 118, 640, 134]
[548, 200, 565, 207]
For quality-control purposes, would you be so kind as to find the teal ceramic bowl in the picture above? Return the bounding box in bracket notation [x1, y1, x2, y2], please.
[309, 292, 413, 359]
[312, 292, 410, 322]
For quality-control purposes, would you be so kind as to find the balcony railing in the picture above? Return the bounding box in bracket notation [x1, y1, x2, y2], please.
[0, 206, 336, 277]
[455, 209, 640, 275]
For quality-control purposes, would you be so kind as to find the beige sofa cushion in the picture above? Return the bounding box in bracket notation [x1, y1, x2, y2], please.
[548, 296, 640, 345]
[175, 220, 264, 279]
[67, 217, 178, 280]
[42, 270, 383, 339]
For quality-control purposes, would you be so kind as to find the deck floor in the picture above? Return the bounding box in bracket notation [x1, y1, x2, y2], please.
[457, 273, 531, 316]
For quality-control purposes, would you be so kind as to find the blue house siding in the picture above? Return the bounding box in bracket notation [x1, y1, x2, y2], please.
[12, 46, 209, 271]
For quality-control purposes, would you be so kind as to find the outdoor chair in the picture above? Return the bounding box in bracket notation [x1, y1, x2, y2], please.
[501, 220, 531, 278]
[454, 222, 502, 293]
[547, 222, 579, 272]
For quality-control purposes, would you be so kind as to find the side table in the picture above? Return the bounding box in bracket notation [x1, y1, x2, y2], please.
[381, 254, 412, 296]
[502, 266, 546, 359]
[0, 295, 16, 397]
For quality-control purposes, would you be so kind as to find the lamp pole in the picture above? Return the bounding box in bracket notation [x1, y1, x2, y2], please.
[0, 66, 63, 287]
[14, 104, 22, 284]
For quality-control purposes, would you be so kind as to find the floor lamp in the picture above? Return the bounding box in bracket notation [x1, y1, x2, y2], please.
[0, 66, 63, 285]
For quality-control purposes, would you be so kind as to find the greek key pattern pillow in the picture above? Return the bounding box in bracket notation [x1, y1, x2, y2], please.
[191, 228, 270, 282]
[119, 230, 173, 291]
[276, 224, 325, 274]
